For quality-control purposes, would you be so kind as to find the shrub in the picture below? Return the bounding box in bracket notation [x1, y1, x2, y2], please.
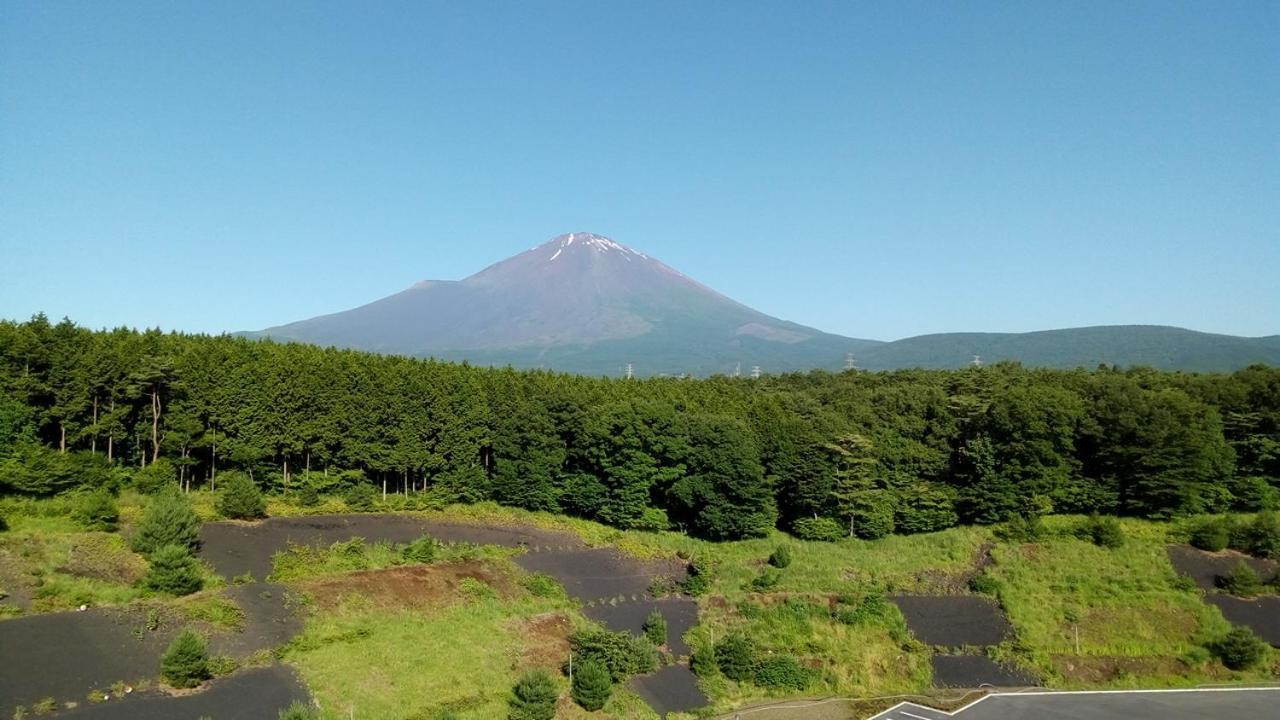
[832, 593, 891, 626]
[1209, 626, 1268, 670]
[1078, 515, 1125, 548]
[160, 630, 210, 688]
[0, 514, 7, 532]
[278, 701, 320, 720]
[569, 629, 658, 682]
[130, 490, 201, 555]
[72, 489, 119, 531]
[1237, 511, 1280, 559]
[750, 569, 781, 591]
[691, 643, 718, 677]
[1218, 561, 1264, 597]
[401, 535, 438, 564]
[714, 634, 758, 682]
[141, 544, 204, 596]
[1188, 517, 1231, 552]
[215, 471, 266, 520]
[642, 608, 667, 646]
[345, 483, 377, 512]
[508, 669, 557, 720]
[768, 544, 792, 569]
[968, 573, 1000, 595]
[631, 507, 669, 532]
[295, 483, 320, 507]
[522, 573, 565, 599]
[571, 658, 612, 711]
[680, 556, 712, 596]
[995, 514, 1046, 543]
[791, 516, 844, 542]
[753, 654, 813, 690]
[132, 458, 177, 494]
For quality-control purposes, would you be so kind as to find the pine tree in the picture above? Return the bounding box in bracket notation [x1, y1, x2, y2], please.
[141, 544, 204, 596]
[215, 471, 266, 519]
[160, 630, 210, 688]
[130, 490, 201, 555]
[571, 658, 612, 711]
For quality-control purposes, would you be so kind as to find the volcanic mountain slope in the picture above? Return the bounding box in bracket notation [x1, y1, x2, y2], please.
[251, 233, 878, 375]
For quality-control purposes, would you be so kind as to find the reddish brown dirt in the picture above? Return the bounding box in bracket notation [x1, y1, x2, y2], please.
[298, 560, 517, 611]
[514, 611, 573, 669]
[1053, 654, 1200, 684]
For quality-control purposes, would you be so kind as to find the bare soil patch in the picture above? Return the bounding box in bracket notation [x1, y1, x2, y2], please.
[891, 595, 1012, 648]
[1206, 594, 1280, 646]
[1053, 654, 1196, 684]
[514, 611, 573, 668]
[930, 655, 1037, 688]
[1166, 544, 1278, 592]
[298, 560, 517, 612]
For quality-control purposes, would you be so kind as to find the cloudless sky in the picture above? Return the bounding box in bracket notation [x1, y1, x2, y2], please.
[2, 1, 1276, 341]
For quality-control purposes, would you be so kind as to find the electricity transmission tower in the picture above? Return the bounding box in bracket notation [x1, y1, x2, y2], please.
[844, 352, 856, 370]
[625, 363, 633, 379]
[970, 355, 983, 367]
[751, 365, 761, 379]
[733, 362, 741, 378]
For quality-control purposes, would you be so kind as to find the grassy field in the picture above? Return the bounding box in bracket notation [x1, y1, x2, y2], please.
[2, 491, 1277, 718]
[281, 557, 668, 720]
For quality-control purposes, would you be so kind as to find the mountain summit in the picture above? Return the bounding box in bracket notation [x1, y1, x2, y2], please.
[251, 233, 875, 375]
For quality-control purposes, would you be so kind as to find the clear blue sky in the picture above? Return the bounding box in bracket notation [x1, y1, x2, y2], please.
[2, 1, 1276, 341]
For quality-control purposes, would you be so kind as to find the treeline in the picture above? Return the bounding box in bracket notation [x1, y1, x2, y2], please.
[1, 315, 1278, 540]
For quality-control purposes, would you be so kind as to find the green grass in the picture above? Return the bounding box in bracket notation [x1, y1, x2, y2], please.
[0, 519, 148, 612]
[283, 559, 592, 720]
[268, 536, 516, 582]
[986, 516, 1278, 687]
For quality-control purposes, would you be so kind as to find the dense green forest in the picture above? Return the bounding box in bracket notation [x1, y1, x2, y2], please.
[1, 316, 1277, 540]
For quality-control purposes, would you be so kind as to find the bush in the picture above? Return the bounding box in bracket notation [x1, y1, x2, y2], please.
[132, 458, 177, 494]
[571, 658, 612, 711]
[130, 490, 201, 555]
[345, 483, 377, 512]
[278, 701, 320, 720]
[1209, 626, 1268, 670]
[768, 544, 792, 569]
[141, 544, 204, 596]
[1078, 515, 1125, 548]
[832, 593, 891, 626]
[295, 483, 320, 507]
[215, 471, 266, 520]
[521, 573, 565, 599]
[508, 668, 557, 720]
[894, 483, 959, 534]
[691, 643, 718, 677]
[1236, 511, 1280, 559]
[642, 609, 667, 646]
[680, 556, 713, 596]
[995, 514, 1046, 543]
[630, 507, 669, 532]
[968, 573, 1000, 595]
[0, 514, 7, 532]
[754, 654, 813, 690]
[714, 634, 758, 682]
[791, 516, 844, 542]
[160, 630, 210, 688]
[569, 629, 657, 682]
[1218, 561, 1264, 597]
[72, 489, 119, 531]
[401, 535, 438, 564]
[1188, 517, 1230, 552]
[750, 569, 781, 591]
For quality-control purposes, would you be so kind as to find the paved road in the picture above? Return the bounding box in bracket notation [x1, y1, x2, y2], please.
[870, 688, 1280, 720]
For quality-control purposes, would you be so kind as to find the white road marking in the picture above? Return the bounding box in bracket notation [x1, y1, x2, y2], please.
[900, 711, 933, 720]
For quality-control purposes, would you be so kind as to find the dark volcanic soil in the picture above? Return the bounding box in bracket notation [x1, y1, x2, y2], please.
[58, 664, 309, 719]
[628, 663, 708, 715]
[0, 605, 175, 709]
[930, 655, 1037, 688]
[1206, 595, 1280, 646]
[1166, 545, 1278, 592]
[891, 595, 1012, 647]
[583, 596, 699, 655]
